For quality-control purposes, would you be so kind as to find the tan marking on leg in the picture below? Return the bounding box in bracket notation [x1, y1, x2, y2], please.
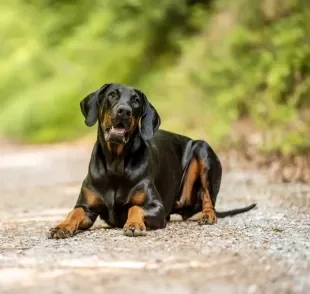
[199, 159, 209, 192]
[177, 157, 217, 223]
[197, 159, 216, 225]
[82, 187, 104, 207]
[177, 158, 199, 208]
[48, 208, 92, 239]
[123, 206, 146, 237]
[131, 191, 146, 206]
[198, 189, 217, 225]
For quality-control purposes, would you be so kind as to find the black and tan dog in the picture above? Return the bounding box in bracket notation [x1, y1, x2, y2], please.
[48, 83, 256, 238]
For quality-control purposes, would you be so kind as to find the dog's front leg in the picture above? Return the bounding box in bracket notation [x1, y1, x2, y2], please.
[123, 184, 165, 237]
[48, 185, 103, 239]
[48, 207, 95, 239]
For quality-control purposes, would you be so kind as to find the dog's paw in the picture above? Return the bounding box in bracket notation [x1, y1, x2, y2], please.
[48, 222, 77, 239]
[198, 210, 217, 225]
[123, 221, 146, 237]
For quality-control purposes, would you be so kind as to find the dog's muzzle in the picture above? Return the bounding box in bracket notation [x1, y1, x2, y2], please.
[104, 127, 130, 144]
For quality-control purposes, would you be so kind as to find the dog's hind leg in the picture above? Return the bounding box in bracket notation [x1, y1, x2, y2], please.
[177, 140, 222, 224]
[195, 141, 222, 225]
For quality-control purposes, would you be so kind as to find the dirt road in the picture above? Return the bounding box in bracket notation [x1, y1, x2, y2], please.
[0, 143, 309, 294]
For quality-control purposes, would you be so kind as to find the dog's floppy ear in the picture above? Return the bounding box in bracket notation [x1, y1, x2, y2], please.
[80, 83, 111, 127]
[140, 92, 161, 141]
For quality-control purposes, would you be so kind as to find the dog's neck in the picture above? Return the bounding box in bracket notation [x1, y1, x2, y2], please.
[97, 126, 143, 174]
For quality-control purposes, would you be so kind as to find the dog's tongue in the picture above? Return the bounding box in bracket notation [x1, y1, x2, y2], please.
[111, 126, 126, 135]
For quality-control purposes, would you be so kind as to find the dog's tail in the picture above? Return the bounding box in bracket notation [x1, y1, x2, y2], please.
[215, 203, 257, 218]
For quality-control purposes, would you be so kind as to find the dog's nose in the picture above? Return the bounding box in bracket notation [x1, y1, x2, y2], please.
[117, 105, 132, 119]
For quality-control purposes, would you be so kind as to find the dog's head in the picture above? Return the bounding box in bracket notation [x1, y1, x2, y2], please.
[80, 83, 161, 144]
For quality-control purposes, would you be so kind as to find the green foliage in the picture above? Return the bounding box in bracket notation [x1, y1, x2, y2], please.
[0, 0, 198, 142]
[187, 0, 310, 154]
[0, 0, 309, 156]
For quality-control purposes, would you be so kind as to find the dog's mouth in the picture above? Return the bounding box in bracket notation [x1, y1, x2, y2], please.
[104, 124, 130, 144]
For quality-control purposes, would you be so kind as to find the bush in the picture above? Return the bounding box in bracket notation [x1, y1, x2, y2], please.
[153, 0, 310, 155]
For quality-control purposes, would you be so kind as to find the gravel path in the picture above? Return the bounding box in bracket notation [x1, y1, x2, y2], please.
[0, 143, 309, 294]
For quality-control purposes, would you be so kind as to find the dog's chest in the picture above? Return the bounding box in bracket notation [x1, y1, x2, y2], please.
[101, 187, 131, 227]
[94, 163, 143, 226]
[103, 186, 129, 205]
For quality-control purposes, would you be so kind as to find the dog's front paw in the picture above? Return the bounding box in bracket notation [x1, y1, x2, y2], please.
[198, 210, 217, 225]
[48, 222, 77, 239]
[123, 221, 146, 237]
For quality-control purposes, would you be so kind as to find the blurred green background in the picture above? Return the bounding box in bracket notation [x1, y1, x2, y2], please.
[0, 0, 309, 156]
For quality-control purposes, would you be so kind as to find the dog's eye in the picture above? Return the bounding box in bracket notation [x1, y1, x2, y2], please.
[131, 95, 140, 107]
[108, 91, 118, 100]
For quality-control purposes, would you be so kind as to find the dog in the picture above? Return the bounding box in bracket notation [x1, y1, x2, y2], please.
[48, 83, 256, 238]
